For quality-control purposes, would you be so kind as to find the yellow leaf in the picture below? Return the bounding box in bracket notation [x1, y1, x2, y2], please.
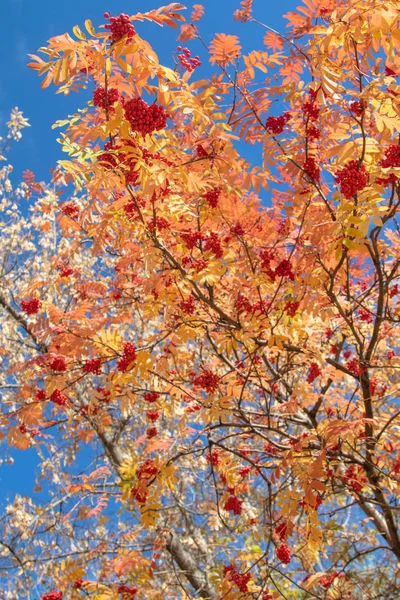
[85, 19, 96, 36]
[72, 25, 86, 40]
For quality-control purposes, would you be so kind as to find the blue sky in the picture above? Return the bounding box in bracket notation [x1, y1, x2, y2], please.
[1, 0, 298, 183]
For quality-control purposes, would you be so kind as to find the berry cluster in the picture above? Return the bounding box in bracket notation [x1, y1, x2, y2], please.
[285, 300, 300, 317]
[303, 156, 321, 182]
[124, 98, 167, 135]
[265, 111, 291, 135]
[146, 410, 160, 422]
[146, 426, 158, 438]
[50, 389, 67, 406]
[179, 295, 196, 314]
[193, 370, 219, 393]
[49, 357, 67, 372]
[390, 283, 399, 297]
[369, 376, 378, 396]
[346, 358, 366, 377]
[350, 101, 364, 117]
[264, 442, 279, 455]
[36, 389, 46, 401]
[83, 358, 102, 374]
[320, 571, 339, 589]
[306, 362, 321, 384]
[259, 250, 276, 281]
[343, 465, 367, 493]
[61, 202, 79, 218]
[104, 13, 136, 43]
[204, 188, 220, 208]
[57, 264, 74, 277]
[276, 543, 292, 564]
[302, 100, 320, 121]
[231, 222, 244, 236]
[180, 230, 202, 250]
[21, 298, 41, 315]
[223, 565, 251, 592]
[176, 46, 201, 72]
[204, 232, 223, 258]
[93, 86, 119, 109]
[335, 160, 368, 198]
[117, 585, 138, 599]
[275, 259, 295, 280]
[42, 592, 63, 600]
[358, 308, 373, 323]
[144, 391, 159, 403]
[381, 144, 400, 168]
[238, 465, 251, 478]
[131, 459, 158, 504]
[307, 125, 320, 140]
[117, 342, 137, 372]
[73, 580, 83, 589]
[96, 386, 111, 403]
[206, 448, 221, 466]
[224, 495, 243, 516]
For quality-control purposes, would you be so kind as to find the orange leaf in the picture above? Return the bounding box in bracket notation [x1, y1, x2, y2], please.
[209, 34, 242, 66]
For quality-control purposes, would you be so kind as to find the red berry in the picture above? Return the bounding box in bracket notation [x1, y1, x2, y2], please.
[104, 13, 136, 43]
[83, 358, 102, 374]
[335, 160, 368, 198]
[49, 357, 67, 372]
[223, 495, 243, 515]
[50, 389, 67, 406]
[21, 298, 41, 315]
[42, 591, 63, 600]
[277, 543, 291, 564]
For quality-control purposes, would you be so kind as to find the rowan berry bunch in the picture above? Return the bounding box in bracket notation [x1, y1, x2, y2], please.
[61, 202, 79, 218]
[49, 357, 67, 372]
[57, 263, 74, 277]
[42, 592, 63, 600]
[180, 229, 202, 250]
[302, 99, 320, 120]
[343, 465, 367, 492]
[223, 565, 251, 592]
[146, 426, 158, 438]
[83, 358, 102, 374]
[192, 369, 219, 393]
[179, 295, 196, 314]
[146, 411, 160, 422]
[307, 124, 320, 140]
[265, 111, 291, 135]
[124, 97, 167, 135]
[346, 358, 366, 377]
[176, 46, 201, 72]
[284, 300, 300, 317]
[275, 259, 295, 280]
[204, 232, 223, 258]
[117, 342, 137, 372]
[335, 160, 368, 198]
[276, 543, 291, 564]
[36, 389, 46, 401]
[306, 362, 321, 384]
[131, 459, 158, 504]
[224, 495, 243, 516]
[21, 297, 41, 315]
[117, 585, 138, 599]
[206, 448, 221, 466]
[93, 86, 119, 109]
[144, 391, 159, 403]
[350, 100, 364, 117]
[204, 188, 220, 207]
[303, 156, 321, 182]
[50, 389, 67, 406]
[104, 13, 136, 43]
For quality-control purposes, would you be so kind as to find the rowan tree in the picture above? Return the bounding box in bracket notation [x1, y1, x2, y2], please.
[1, 0, 400, 599]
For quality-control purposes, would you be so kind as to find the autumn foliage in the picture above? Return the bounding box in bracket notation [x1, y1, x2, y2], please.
[1, 0, 400, 598]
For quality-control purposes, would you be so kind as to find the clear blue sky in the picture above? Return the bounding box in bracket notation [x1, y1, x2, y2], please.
[1, 0, 298, 183]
